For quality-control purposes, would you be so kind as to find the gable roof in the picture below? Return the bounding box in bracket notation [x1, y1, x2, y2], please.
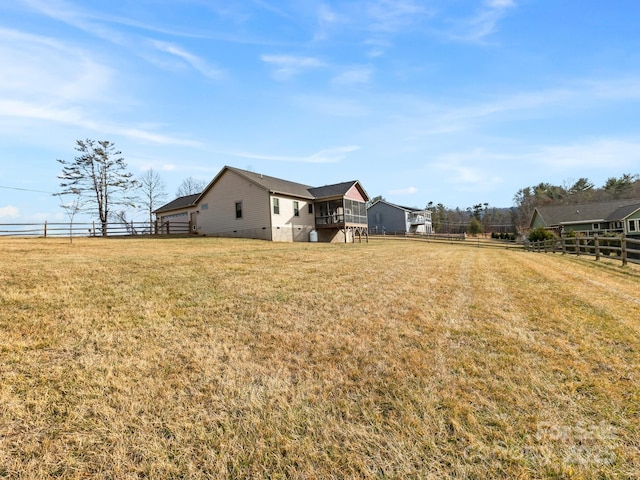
[308, 180, 368, 200]
[154, 193, 200, 214]
[219, 166, 315, 199]
[609, 203, 640, 221]
[155, 166, 369, 215]
[531, 199, 640, 227]
[368, 199, 425, 212]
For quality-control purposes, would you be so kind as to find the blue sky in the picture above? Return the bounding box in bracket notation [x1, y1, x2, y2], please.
[2, 0, 640, 223]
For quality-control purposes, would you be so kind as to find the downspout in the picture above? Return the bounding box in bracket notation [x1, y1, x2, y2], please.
[268, 190, 274, 241]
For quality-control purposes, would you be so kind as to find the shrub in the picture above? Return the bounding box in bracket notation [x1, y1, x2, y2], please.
[469, 218, 483, 236]
[529, 227, 555, 242]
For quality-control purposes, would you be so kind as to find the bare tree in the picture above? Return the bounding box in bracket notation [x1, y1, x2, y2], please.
[138, 169, 168, 231]
[175, 176, 206, 197]
[55, 189, 83, 243]
[57, 140, 138, 236]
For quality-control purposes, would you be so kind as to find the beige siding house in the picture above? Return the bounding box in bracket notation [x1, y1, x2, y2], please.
[154, 166, 370, 243]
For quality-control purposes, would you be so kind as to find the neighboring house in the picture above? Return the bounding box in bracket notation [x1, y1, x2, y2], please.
[367, 200, 433, 234]
[529, 199, 640, 237]
[154, 166, 370, 243]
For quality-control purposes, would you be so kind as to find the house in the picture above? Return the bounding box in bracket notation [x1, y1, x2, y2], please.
[367, 200, 433, 234]
[529, 199, 640, 237]
[154, 166, 370, 243]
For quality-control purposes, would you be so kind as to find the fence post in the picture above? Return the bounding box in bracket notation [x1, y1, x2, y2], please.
[594, 235, 600, 261]
[621, 236, 627, 266]
[44, 220, 47, 238]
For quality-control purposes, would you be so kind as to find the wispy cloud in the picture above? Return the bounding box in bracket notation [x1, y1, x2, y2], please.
[231, 145, 360, 164]
[366, 0, 431, 32]
[331, 66, 373, 86]
[432, 149, 506, 187]
[537, 138, 640, 170]
[250, 0, 287, 17]
[150, 40, 225, 79]
[21, 0, 230, 79]
[114, 128, 201, 147]
[314, 3, 344, 41]
[427, 136, 640, 198]
[388, 186, 418, 195]
[446, 0, 517, 44]
[377, 75, 640, 142]
[0, 28, 112, 103]
[364, 38, 391, 58]
[261, 54, 326, 80]
[292, 94, 371, 117]
[0, 99, 200, 147]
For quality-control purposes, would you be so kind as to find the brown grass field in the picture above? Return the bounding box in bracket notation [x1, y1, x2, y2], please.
[1, 236, 639, 479]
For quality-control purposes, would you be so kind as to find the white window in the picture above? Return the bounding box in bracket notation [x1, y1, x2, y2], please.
[629, 219, 638, 232]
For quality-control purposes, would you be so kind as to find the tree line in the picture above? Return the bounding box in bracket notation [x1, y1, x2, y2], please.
[57, 139, 207, 236]
[512, 175, 640, 232]
[371, 174, 640, 237]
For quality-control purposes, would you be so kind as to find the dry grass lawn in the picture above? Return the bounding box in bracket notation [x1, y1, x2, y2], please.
[1, 236, 639, 479]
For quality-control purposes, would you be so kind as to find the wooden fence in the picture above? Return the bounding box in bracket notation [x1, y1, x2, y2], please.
[525, 235, 640, 266]
[0, 221, 191, 238]
[370, 232, 523, 250]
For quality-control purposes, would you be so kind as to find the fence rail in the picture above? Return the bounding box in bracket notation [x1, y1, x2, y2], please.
[525, 235, 640, 266]
[0, 221, 191, 238]
[370, 232, 523, 250]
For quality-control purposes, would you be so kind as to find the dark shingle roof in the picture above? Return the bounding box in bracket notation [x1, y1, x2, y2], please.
[609, 203, 640, 221]
[369, 200, 421, 212]
[308, 181, 359, 199]
[154, 193, 200, 214]
[225, 166, 315, 199]
[534, 199, 640, 226]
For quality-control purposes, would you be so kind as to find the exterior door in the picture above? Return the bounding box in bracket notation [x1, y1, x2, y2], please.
[190, 212, 197, 233]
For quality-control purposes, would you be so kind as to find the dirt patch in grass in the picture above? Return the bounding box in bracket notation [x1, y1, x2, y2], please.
[1, 237, 639, 478]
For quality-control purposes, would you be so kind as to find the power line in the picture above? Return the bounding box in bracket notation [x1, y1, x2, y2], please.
[0, 185, 56, 195]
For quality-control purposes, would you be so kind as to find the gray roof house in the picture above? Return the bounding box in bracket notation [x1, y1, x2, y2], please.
[154, 166, 370, 242]
[367, 200, 433, 235]
[529, 199, 640, 236]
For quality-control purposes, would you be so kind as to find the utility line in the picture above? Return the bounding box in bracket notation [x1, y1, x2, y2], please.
[0, 185, 56, 195]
